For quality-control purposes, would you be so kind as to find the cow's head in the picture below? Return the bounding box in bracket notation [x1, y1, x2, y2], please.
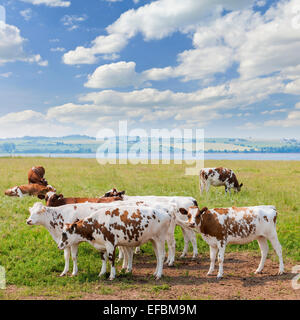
[26, 202, 47, 226]
[58, 222, 87, 250]
[45, 192, 63, 205]
[179, 206, 208, 228]
[4, 186, 23, 197]
[235, 183, 243, 192]
[103, 188, 125, 198]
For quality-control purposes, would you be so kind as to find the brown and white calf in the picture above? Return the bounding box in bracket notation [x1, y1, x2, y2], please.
[28, 166, 48, 186]
[45, 192, 123, 207]
[199, 167, 243, 195]
[102, 188, 199, 260]
[178, 205, 284, 279]
[58, 205, 175, 280]
[26, 202, 130, 277]
[5, 184, 56, 199]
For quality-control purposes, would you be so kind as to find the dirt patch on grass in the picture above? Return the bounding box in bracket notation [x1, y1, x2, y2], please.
[2, 252, 300, 300]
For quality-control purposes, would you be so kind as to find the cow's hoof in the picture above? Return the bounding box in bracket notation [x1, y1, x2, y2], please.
[59, 272, 67, 277]
[277, 270, 284, 276]
[255, 270, 263, 274]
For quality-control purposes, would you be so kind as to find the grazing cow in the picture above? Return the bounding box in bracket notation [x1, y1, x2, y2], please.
[58, 205, 175, 280]
[199, 167, 243, 195]
[178, 205, 284, 279]
[102, 189, 199, 260]
[5, 184, 56, 199]
[45, 192, 123, 207]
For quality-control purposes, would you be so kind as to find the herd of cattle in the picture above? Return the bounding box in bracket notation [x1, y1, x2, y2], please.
[4, 166, 284, 280]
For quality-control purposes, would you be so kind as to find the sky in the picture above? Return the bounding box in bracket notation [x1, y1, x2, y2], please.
[0, 0, 300, 139]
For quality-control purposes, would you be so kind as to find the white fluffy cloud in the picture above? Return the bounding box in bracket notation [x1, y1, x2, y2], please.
[63, 34, 127, 64]
[63, 0, 254, 64]
[0, 21, 47, 66]
[265, 102, 300, 128]
[85, 61, 144, 88]
[20, 0, 71, 7]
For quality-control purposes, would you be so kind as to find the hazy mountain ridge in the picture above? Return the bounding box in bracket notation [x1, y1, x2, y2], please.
[0, 136, 299, 154]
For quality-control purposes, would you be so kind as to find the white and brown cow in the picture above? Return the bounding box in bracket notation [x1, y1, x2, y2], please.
[5, 184, 56, 199]
[58, 205, 174, 280]
[102, 188, 199, 260]
[26, 201, 176, 277]
[178, 205, 284, 279]
[199, 167, 243, 195]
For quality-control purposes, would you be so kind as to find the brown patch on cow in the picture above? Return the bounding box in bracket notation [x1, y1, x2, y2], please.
[232, 206, 248, 212]
[214, 208, 229, 215]
[74, 205, 77, 210]
[215, 167, 229, 182]
[273, 214, 277, 224]
[263, 216, 268, 222]
[198, 209, 226, 243]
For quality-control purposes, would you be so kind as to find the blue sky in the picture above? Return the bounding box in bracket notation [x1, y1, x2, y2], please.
[0, 0, 300, 139]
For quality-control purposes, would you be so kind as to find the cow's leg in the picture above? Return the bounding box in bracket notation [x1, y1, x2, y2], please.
[151, 240, 159, 277]
[117, 246, 124, 262]
[179, 227, 190, 258]
[216, 242, 226, 279]
[268, 233, 284, 275]
[189, 230, 198, 260]
[120, 247, 128, 271]
[106, 244, 117, 280]
[99, 252, 107, 277]
[205, 182, 210, 193]
[255, 236, 269, 274]
[70, 244, 79, 276]
[126, 248, 134, 273]
[154, 238, 165, 280]
[207, 245, 218, 276]
[60, 247, 70, 277]
[165, 217, 176, 266]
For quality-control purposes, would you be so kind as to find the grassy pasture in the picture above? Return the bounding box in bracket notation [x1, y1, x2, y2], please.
[0, 158, 299, 299]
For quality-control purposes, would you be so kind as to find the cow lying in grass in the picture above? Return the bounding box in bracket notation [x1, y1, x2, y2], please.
[45, 192, 123, 207]
[102, 188, 199, 260]
[28, 166, 48, 186]
[178, 205, 284, 279]
[58, 204, 175, 280]
[5, 184, 56, 199]
[199, 167, 243, 195]
[26, 201, 176, 277]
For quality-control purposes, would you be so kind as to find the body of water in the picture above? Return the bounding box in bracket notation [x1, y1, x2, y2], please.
[1, 152, 300, 161]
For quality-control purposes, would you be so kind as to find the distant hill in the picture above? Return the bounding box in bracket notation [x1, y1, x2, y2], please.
[0, 136, 299, 154]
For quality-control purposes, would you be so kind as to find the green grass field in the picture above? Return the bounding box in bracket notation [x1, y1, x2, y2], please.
[0, 158, 299, 299]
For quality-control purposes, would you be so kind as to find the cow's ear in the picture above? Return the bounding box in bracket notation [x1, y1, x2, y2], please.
[199, 207, 208, 215]
[240, 183, 243, 188]
[179, 208, 188, 215]
[120, 190, 125, 195]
